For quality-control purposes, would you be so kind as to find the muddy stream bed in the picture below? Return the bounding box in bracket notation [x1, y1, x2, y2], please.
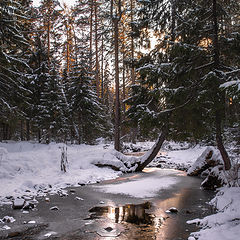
[0, 168, 215, 240]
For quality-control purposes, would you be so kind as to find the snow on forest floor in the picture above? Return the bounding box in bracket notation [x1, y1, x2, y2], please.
[187, 187, 240, 240]
[0, 141, 120, 203]
[0, 140, 239, 239]
[0, 140, 202, 203]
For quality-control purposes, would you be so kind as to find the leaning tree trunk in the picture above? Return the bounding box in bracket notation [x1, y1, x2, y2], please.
[212, 0, 231, 170]
[135, 124, 169, 171]
[215, 112, 231, 170]
[94, 124, 169, 173]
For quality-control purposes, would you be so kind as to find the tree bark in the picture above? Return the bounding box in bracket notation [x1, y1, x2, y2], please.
[47, 21, 51, 68]
[171, 0, 176, 41]
[212, 0, 231, 170]
[114, 18, 121, 151]
[65, 20, 70, 72]
[101, 33, 104, 99]
[89, 0, 93, 71]
[94, 124, 168, 172]
[20, 120, 24, 141]
[38, 129, 41, 143]
[130, 0, 135, 85]
[215, 112, 231, 170]
[111, 0, 122, 151]
[130, 0, 137, 144]
[135, 124, 168, 171]
[212, 0, 220, 68]
[26, 120, 30, 141]
[122, 53, 126, 118]
[94, 0, 100, 97]
[78, 112, 83, 144]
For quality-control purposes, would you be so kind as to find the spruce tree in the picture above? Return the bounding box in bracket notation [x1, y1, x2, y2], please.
[127, 0, 240, 169]
[0, 0, 30, 140]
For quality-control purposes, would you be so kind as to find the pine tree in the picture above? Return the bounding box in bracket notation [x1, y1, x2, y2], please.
[127, 0, 240, 169]
[29, 0, 63, 143]
[0, 0, 30, 140]
[60, 1, 111, 143]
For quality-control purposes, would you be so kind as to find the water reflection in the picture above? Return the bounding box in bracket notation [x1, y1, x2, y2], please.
[87, 202, 167, 240]
[89, 202, 153, 225]
[86, 169, 214, 240]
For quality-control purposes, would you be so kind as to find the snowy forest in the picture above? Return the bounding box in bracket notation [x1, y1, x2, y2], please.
[0, 0, 240, 239]
[1, 0, 239, 147]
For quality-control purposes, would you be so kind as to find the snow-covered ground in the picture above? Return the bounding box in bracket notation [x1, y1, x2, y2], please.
[0, 141, 204, 203]
[0, 141, 121, 203]
[188, 187, 240, 240]
[0, 140, 239, 239]
[149, 143, 205, 170]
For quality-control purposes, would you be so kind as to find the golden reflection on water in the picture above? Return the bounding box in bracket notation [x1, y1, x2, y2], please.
[143, 167, 187, 176]
[104, 202, 152, 224]
[154, 188, 194, 240]
[103, 174, 140, 184]
[90, 187, 194, 240]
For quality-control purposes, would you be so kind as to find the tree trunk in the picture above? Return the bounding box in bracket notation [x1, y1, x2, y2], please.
[101, 33, 104, 99]
[215, 112, 231, 170]
[72, 24, 78, 64]
[130, 0, 135, 85]
[38, 129, 41, 143]
[66, 21, 70, 72]
[111, 0, 122, 151]
[20, 120, 24, 141]
[135, 124, 168, 171]
[94, 0, 100, 97]
[47, 21, 51, 68]
[171, 0, 176, 41]
[46, 129, 50, 144]
[212, 0, 231, 170]
[212, 0, 220, 68]
[3, 123, 9, 140]
[26, 120, 30, 141]
[130, 0, 137, 144]
[122, 52, 126, 118]
[78, 112, 82, 144]
[89, 0, 93, 71]
[95, 124, 168, 172]
[0, 123, 2, 142]
[121, 51, 127, 139]
[114, 18, 121, 151]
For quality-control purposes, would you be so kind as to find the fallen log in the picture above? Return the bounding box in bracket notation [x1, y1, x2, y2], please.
[93, 124, 168, 173]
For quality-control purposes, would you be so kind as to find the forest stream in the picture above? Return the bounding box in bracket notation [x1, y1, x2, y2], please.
[0, 168, 215, 240]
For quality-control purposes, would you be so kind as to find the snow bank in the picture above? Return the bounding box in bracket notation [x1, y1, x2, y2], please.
[123, 141, 155, 153]
[1, 140, 192, 203]
[187, 146, 223, 176]
[0, 142, 121, 203]
[167, 145, 204, 166]
[149, 145, 205, 170]
[187, 187, 240, 240]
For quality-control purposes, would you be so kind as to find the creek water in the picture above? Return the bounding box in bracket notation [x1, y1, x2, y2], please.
[82, 168, 215, 240]
[0, 168, 215, 240]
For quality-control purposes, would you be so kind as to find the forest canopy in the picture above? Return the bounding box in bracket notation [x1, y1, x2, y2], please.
[0, 0, 239, 160]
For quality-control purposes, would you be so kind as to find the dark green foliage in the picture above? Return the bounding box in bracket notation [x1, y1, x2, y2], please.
[1, 0, 239, 145]
[0, 0, 30, 140]
[126, 0, 240, 142]
[0, 0, 111, 143]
